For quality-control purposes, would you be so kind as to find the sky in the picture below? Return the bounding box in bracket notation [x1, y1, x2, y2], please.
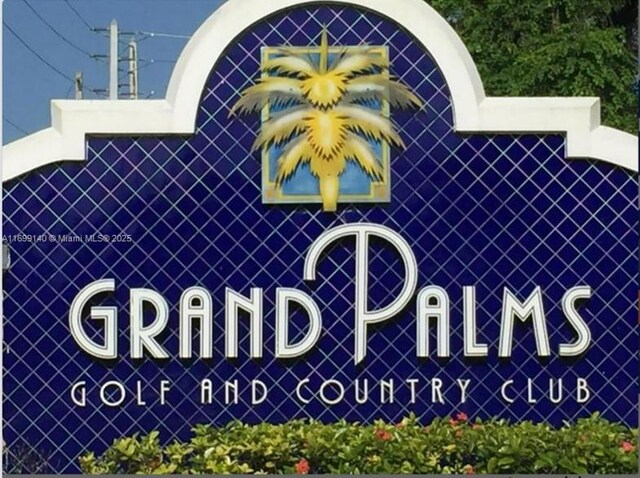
[2, 0, 226, 144]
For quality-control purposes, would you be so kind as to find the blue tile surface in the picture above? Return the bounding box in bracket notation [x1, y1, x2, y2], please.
[3, 5, 638, 473]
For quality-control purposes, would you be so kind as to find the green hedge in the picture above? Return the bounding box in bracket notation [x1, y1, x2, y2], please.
[80, 413, 638, 474]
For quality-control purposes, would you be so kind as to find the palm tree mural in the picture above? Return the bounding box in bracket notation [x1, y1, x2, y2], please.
[230, 29, 423, 212]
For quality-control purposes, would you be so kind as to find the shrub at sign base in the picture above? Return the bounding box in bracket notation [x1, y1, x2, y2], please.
[81, 414, 638, 475]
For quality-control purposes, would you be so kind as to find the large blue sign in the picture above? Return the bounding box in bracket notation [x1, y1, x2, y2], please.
[3, 0, 638, 473]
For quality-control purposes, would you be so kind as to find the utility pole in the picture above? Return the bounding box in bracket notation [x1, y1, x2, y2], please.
[109, 19, 118, 100]
[128, 39, 138, 99]
[74, 72, 84, 100]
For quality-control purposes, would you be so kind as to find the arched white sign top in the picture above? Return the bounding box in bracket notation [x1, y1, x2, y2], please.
[3, 0, 637, 180]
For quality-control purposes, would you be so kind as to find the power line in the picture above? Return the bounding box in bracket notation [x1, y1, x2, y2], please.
[139, 58, 177, 64]
[136, 33, 151, 44]
[136, 30, 191, 40]
[62, 0, 94, 31]
[21, 0, 94, 58]
[3, 21, 104, 95]
[124, 58, 175, 80]
[4, 118, 29, 136]
[4, 21, 76, 83]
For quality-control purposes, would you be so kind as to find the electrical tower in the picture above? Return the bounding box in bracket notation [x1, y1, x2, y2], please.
[92, 19, 138, 100]
[109, 19, 118, 99]
[128, 39, 139, 99]
[74, 72, 84, 99]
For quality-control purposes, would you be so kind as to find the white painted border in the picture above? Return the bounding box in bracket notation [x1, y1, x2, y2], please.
[0, 0, 5, 471]
[2, 0, 638, 181]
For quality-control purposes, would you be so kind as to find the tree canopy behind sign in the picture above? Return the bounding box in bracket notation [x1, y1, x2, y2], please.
[430, 0, 638, 133]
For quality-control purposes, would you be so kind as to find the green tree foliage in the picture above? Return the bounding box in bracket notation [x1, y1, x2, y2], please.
[429, 0, 637, 133]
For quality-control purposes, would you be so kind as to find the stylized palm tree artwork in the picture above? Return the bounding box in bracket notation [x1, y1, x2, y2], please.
[230, 29, 423, 212]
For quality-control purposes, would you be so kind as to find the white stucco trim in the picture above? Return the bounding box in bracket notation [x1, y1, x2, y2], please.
[2, 0, 637, 181]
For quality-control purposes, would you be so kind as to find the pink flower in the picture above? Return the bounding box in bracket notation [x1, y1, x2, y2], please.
[295, 458, 310, 474]
[449, 418, 459, 427]
[472, 423, 483, 430]
[620, 441, 635, 453]
[456, 412, 469, 422]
